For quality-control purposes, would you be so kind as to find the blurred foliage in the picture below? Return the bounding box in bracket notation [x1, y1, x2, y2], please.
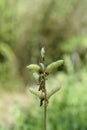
[0, 43, 24, 90]
[0, 0, 87, 85]
[0, 0, 87, 84]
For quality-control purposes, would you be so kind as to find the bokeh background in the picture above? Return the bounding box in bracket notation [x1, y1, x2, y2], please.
[0, 0, 87, 130]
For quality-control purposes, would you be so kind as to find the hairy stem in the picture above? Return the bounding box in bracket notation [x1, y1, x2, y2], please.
[44, 88, 47, 130]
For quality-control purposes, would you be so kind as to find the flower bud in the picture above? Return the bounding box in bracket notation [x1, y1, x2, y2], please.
[41, 47, 45, 58]
[39, 63, 45, 71]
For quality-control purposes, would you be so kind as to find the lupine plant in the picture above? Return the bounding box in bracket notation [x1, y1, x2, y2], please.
[27, 47, 64, 130]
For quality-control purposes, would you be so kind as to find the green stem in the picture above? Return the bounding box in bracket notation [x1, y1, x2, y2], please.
[44, 88, 47, 130]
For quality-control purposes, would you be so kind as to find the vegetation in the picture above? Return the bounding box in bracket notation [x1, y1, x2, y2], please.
[1, 68, 87, 130]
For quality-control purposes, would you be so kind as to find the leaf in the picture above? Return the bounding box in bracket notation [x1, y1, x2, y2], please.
[46, 60, 64, 73]
[47, 85, 61, 99]
[29, 88, 40, 98]
[27, 64, 41, 72]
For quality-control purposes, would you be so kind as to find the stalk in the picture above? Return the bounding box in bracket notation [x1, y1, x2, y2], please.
[43, 52, 47, 130]
[44, 87, 47, 130]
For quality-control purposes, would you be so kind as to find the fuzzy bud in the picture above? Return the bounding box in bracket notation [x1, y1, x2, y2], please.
[39, 63, 45, 71]
[41, 47, 45, 58]
[27, 64, 41, 72]
[46, 60, 64, 74]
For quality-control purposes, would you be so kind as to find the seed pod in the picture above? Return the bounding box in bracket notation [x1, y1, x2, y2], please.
[27, 64, 41, 72]
[41, 47, 45, 58]
[46, 60, 64, 74]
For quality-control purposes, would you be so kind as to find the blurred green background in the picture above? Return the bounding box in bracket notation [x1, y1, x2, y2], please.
[0, 0, 87, 130]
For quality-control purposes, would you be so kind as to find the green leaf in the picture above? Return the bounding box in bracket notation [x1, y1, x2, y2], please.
[46, 60, 64, 73]
[29, 88, 40, 98]
[47, 85, 61, 99]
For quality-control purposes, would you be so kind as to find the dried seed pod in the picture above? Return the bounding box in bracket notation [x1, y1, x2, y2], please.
[27, 64, 41, 72]
[46, 60, 64, 74]
[40, 92, 45, 106]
